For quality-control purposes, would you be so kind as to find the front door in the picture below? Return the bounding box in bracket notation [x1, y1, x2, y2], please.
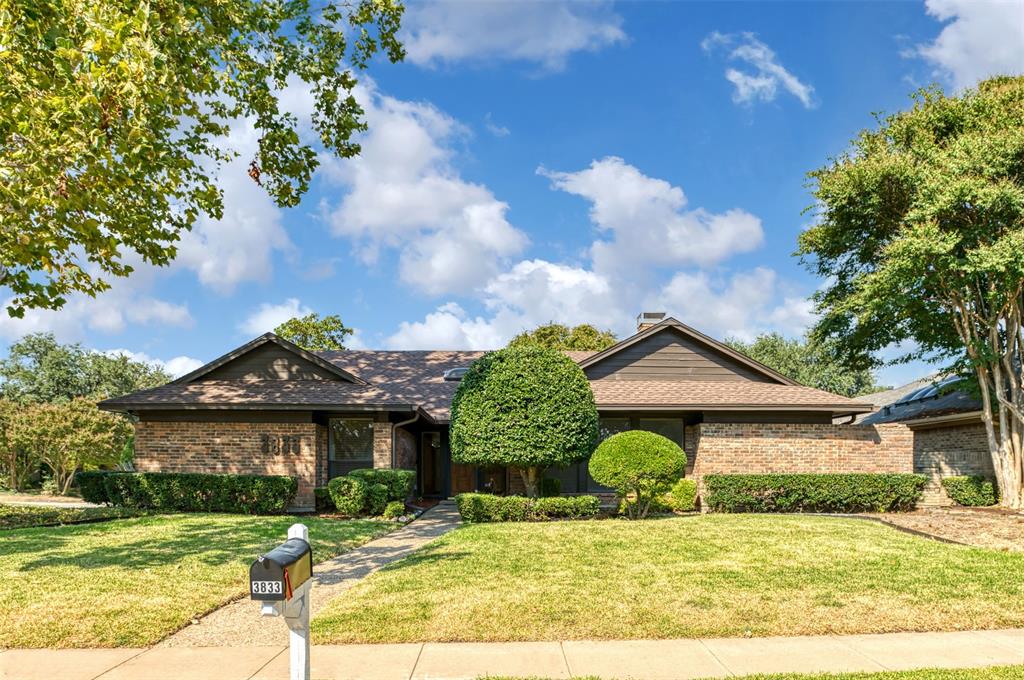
[420, 432, 443, 497]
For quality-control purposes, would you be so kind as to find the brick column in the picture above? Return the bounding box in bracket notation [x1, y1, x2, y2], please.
[373, 421, 393, 469]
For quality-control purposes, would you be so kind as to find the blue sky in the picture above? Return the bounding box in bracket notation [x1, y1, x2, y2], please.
[3, 0, 1022, 386]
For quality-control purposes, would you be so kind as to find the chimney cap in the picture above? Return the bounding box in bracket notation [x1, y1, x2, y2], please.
[636, 311, 666, 331]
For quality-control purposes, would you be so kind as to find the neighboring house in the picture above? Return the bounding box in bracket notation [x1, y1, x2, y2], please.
[854, 376, 992, 505]
[101, 313, 971, 510]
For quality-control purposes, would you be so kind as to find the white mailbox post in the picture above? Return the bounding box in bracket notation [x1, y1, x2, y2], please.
[250, 523, 313, 680]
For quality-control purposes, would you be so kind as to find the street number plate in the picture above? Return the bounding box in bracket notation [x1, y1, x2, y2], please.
[252, 580, 283, 595]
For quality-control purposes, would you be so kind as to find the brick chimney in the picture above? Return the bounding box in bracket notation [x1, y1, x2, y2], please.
[636, 311, 666, 332]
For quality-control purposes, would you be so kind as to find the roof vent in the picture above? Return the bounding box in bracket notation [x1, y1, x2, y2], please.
[443, 367, 470, 381]
[636, 311, 666, 332]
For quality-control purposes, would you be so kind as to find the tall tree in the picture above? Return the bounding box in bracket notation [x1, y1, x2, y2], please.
[726, 333, 886, 398]
[0, 333, 170, 402]
[0, 0, 404, 317]
[798, 76, 1024, 509]
[509, 323, 617, 352]
[274, 313, 352, 351]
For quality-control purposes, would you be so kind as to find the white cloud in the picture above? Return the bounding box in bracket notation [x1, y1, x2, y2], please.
[386, 156, 820, 350]
[655, 268, 815, 341]
[401, 0, 626, 70]
[324, 81, 529, 295]
[102, 349, 204, 378]
[0, 261, 193, 343]
[539, 157, 764, 275]
[702, 32, 816, 108]
[174, 110, 295, 294]
[915, 0, 1024, 90]
[239, 298, 312, 336]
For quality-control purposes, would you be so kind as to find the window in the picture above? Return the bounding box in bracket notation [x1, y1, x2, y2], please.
[637, 418, 684, 448]
[329, 418, 374, 478]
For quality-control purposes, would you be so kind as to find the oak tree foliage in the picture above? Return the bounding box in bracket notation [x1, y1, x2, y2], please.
[0, 0, 404, 316]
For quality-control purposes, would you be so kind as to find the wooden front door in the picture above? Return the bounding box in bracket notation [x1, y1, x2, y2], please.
[450, 463, 476, 495]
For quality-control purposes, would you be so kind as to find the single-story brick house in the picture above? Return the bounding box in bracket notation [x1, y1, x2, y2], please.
[853, 377, 992, 505]
[100, 313, 976, 510]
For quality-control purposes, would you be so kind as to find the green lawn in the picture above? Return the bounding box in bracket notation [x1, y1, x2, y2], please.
[0, 513, 391, 648]
[313, 515, 1024, 643]
[0, 503, 147, 530]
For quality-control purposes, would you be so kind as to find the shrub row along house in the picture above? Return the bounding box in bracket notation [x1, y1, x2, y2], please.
[100, 313, 988, 510]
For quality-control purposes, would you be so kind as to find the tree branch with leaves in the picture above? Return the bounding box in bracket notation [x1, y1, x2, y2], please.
[0, 0, 404, 317]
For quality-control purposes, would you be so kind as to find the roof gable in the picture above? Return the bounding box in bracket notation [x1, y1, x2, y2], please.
[579, 318, 797, 385]
[173, 334, 367, 385]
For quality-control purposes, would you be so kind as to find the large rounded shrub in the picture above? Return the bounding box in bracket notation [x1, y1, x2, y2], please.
[589, 430, 686, 519]
[450, 345, 598, 498]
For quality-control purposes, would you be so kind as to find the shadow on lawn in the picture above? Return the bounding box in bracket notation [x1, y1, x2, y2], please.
[6, 516, 378, 571]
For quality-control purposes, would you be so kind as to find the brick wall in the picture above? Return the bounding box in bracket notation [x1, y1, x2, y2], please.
[134, 421, 325, 511]
[913, 422, 993, 505]
[373, 421, 393, 469]
[692, 422, 914, 487]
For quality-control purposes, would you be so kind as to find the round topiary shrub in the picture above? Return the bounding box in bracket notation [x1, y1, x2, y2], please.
[589, 430, 686, 519]
[451, 345, 598, 497]
[328, 476, 368, 516]
[666, 478, 698, 512]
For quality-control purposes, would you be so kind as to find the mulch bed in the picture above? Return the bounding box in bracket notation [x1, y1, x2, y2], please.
[864, 506, 1024, 552]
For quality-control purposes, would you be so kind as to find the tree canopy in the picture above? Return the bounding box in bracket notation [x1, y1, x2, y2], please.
[508, 323, 617, 352]
[798, 76, 1024, 509]
[274, 313, 352, 351]
[450, 345, 599, 498]
[0, 332, 170, 402]
[0, 0, 404, 317]
[726, 333, 887, 398]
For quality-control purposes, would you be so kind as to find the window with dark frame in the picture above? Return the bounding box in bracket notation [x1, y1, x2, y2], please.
[328, 417, 374, 478]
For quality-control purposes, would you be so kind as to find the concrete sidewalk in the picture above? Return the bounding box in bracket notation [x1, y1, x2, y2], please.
[2, 629, 1022, 680]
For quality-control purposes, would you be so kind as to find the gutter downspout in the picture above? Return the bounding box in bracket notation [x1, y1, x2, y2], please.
[391, 410, 420, 468]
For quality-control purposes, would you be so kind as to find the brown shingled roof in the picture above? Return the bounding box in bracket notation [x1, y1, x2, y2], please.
[101, 342, 869, 420]
[590, 380, 872, 412]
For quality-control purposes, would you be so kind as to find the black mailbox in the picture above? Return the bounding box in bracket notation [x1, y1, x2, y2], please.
[249, 537, 313, 601]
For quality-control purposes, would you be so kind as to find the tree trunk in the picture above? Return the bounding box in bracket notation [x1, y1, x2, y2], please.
[519, 467, 541, 498]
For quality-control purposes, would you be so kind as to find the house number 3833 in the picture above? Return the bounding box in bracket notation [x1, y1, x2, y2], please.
[261, 434, 302, 455]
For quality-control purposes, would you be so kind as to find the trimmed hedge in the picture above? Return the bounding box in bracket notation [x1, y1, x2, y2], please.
[455, 493, 601, 522]
[942, 475, 999, 506]
[86, 472, 297, 514]
[703, 473, 926, 513]
[347, 468, 416, 501]
[314, 487, 335, 513]
[0, 504, 146, 530]
[666, 478, 698, 512]
[327, 468, 415, 517]
[76, 471, 111, 504]
[383, 501, 406, 520]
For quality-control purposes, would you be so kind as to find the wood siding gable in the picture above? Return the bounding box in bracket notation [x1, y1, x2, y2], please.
[581, 320, 794, 384]
[173, 333, 366, 385]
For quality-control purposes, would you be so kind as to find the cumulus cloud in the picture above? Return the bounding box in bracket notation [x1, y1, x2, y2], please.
[655, 268, 816, 341]
[484, 113, 510, 137]
[239, 298, 312, 336]
[915, 0, 1024, 90]
[386, 158, 818, 350]
[323, 81, 529, 295]
[0, 261, 192, 343]
[102, 349, 204, 378]
[401, 0, 626, 70]
[539, 157, 764, 275]
[702, 31, 816, 108]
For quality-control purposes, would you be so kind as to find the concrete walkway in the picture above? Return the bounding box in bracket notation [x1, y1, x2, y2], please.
[2, 629, 1022, 680]
[164, 501, 462, 647]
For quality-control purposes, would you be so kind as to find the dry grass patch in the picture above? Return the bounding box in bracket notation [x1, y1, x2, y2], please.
[313, 515, 1024, 643]
[0, 513, 391, 648]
